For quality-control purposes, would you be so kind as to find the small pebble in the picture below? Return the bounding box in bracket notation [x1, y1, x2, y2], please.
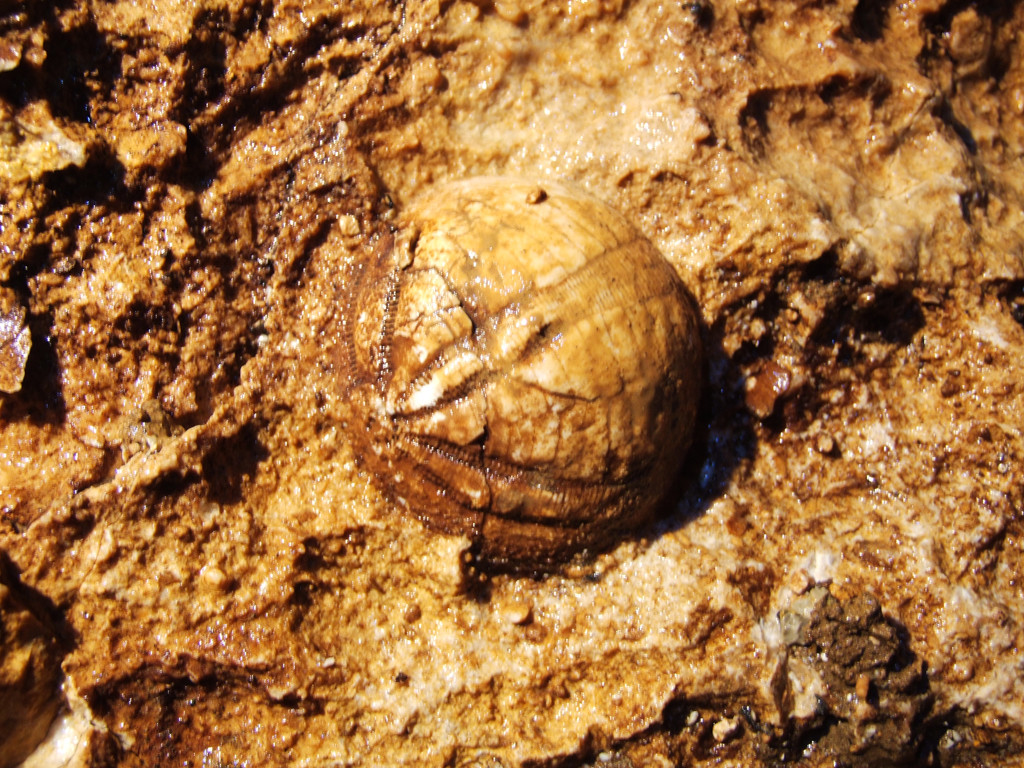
[712, 716, 740, 742]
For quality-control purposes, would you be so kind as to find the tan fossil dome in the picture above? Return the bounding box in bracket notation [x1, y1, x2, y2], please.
[338, 176, 703, 571]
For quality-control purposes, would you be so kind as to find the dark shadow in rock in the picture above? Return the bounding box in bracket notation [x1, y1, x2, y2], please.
[200, 420, 270, 507]
[0, 309, 67, 427]
[850, 0, 892, 42]
[652, 312, 755, 540]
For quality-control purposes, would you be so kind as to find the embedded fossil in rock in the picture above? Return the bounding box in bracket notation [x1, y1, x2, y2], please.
[339, 176, 703, 571]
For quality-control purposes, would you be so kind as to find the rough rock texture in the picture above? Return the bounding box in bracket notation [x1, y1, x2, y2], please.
[1, 0, 1023, 766]
[0, 556, 62, 768]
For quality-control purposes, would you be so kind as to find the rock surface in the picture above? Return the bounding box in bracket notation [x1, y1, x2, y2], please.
[1, 1, 1023, 765]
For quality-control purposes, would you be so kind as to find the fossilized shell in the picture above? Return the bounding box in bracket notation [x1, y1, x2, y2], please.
[339, 176, 702, 571]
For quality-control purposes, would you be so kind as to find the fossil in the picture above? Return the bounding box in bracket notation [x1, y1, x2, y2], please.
[339, 176, 702, 571]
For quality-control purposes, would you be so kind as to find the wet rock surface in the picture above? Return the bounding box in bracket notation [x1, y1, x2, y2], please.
[2, 0, 1024, 765]
[0, 556, 62, 768]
